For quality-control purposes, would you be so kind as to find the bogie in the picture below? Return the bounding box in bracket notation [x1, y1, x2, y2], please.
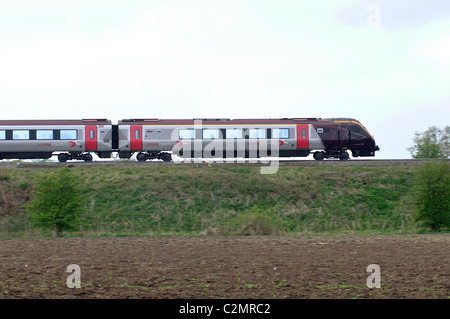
[313, 150, 349, 161]
[136, 152, 172, 162]
[57, 153, 93, 163]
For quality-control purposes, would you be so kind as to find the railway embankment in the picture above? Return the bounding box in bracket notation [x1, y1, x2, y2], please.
[1, 160, 442, 237]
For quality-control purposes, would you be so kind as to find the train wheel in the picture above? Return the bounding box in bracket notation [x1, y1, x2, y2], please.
[339, 151, 349, 161]
[160, 153, 172, 162]
[137, 152, 147, 162]
[84, 154, 93, 162]
[313, 151, 325, 161]
[58, 154, 68, 162]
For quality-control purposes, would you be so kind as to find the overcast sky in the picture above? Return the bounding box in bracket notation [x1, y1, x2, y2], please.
[0, 0, 449, 159]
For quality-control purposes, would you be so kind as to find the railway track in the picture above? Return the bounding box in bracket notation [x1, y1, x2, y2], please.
[0, 158, 441, 169]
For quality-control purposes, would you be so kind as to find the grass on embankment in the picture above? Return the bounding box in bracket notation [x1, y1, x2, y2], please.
[0, 165, 419, 237]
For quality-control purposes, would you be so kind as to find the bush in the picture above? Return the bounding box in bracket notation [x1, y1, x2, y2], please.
[238, 208, 284, 235]
[413, 161, 450, 232]
[26, 167, 86, 236]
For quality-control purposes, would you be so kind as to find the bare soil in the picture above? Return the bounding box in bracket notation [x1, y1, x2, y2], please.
[0, 234, 448, 299]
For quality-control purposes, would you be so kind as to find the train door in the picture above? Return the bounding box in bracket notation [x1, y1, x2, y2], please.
[85, 125, 98, 151]
[130, 125, 143, 151]
[297, 124, 309, 149]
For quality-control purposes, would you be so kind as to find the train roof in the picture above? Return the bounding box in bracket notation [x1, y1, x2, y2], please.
[118, 118, 362, 125]
[0, 118, 364, 126]
[0, 119, 111, 125]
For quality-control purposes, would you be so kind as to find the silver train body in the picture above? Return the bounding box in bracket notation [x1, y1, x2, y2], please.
[0, 119, 113, 162]
[0, 118, 379, 162]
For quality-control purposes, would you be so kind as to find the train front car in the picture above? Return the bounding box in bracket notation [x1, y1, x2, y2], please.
[116, 118, 379, 162]
[0, 119, 113, 162]
[311, 118, 379, 160]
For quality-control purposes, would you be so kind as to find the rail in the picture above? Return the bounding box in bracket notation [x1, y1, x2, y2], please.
[0, 159, 443, 169]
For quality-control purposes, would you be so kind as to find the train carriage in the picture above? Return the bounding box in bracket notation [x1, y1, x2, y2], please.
[117, 118, 379, 161]
[0, 119, 113, 162]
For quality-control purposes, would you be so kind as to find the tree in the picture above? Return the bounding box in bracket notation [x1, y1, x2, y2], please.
[413, 160, 450, 232]
[26, 167, 86, 236]
[408, 126, 450, 159]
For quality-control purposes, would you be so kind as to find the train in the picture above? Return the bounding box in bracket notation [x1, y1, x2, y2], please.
[0, 117, 379, 162]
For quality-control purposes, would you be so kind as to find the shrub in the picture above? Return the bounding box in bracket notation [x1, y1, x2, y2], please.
[238, 208, 283, 235]
[413, 161, 450, 232]
[26, 167, 86, 236]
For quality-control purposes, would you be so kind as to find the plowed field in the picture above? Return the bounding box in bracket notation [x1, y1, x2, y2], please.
[0, 234, 448, 299]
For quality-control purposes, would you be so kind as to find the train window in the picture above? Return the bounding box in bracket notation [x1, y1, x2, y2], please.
[36, 130, 53, 140]
[90, 129, 96, 139]
[60, 130, 77, 140]
[13, 130, 29, 140]
[0, 130, 5, 140]
[351, 125, 362, 133]
[202, 129, 220, 139]
[272, 128, 289, 139]
[179, 129, 195, 140]
[249, 128, 266, 139]
[226, 129, 243, 139]
[301, 128, 306, 139]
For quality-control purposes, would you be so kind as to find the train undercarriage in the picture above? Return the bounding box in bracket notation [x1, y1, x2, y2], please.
[52, 149, 354, 162]
[136, 152, 172, 162]
[57, 151, 112, 162]
[127, 149, 352, 162]
[313, 150, 350, 161]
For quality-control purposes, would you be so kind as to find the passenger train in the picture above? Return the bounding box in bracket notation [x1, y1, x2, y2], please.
[0, 118, 379, 162]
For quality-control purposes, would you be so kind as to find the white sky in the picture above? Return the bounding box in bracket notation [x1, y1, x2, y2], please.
[0, 0, 449, 159]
